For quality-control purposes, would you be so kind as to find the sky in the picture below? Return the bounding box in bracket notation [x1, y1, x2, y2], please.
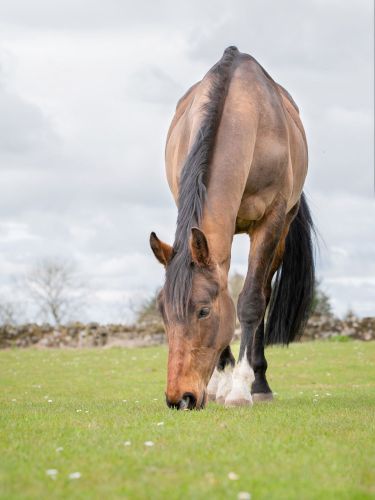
[0, 0, 373, 322]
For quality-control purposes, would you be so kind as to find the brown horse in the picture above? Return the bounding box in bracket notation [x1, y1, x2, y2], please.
[150, 46, 315, 410]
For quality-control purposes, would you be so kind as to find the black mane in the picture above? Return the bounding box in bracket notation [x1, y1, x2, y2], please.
[165, 46, 239, 320]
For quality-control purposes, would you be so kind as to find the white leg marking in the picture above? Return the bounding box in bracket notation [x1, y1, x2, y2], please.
[207, 368, 220, 401]
[225, 350, 254, 407]
[215, 365, 233, 404]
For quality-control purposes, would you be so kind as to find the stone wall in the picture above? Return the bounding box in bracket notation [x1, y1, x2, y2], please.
[302, 314, 375, 342]
[0, 314, 374, 349]
[0, 322, 165, 349]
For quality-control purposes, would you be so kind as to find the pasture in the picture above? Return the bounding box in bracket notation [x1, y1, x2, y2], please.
[1, 340, 374, 499]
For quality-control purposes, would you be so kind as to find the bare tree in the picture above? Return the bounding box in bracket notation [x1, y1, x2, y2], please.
[0, 301, 17, 326]
[136, 290, 161, 326]
[311, 280, 333, 317]
[112, 295, 138, 325]
[25, 258, 85, 325]
[0, 283, 28, 325]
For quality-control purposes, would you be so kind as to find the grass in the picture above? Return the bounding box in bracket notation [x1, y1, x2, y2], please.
[0, 341, 374, 500]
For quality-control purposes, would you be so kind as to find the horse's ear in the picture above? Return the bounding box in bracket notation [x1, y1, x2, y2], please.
[190, 227, 210, 267]
[150, 232, 173, 266]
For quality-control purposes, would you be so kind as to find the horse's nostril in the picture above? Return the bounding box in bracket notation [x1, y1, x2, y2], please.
[180, 392, 197, 410]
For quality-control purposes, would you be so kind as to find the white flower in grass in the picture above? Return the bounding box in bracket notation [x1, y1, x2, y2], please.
[313, 398, 318, 403]
[76, 409, 82, 412]
[326, 392, 332, 396]
[68, 472, 81, 480]
[56, 447, 63, 453]
[48, 400, 53, 403]
[156, 422, 164, 426]
[124, 441, 131, 446]
[238, 492, 251, 500]
[46, 469, 58, 479]
[144, 441, 154, 447]
[228, 472, 239, 480]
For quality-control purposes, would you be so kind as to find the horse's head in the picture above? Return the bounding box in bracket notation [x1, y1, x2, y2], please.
[150, 227, 235, 410]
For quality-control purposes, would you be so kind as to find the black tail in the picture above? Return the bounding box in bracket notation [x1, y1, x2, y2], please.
[265, 192, 315, 345]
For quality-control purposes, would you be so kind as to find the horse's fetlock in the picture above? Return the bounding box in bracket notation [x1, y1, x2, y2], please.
[251, 355, 268, 373]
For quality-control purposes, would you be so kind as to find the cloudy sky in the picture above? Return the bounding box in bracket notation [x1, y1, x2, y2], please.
[0, 0, 373, 322]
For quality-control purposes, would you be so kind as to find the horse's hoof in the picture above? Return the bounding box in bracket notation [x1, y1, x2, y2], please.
[207, 393, 216, 402]
[252, 392, 274, 403]
[224, 397, 252, 408]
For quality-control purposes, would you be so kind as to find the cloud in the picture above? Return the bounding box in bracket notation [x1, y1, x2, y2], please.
[128, 66, 183, 104]
[0, 90, 57, 154]
[186, 0, 372, 71]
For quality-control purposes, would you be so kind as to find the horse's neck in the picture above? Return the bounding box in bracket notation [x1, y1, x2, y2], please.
[200, 148, 250, 271]
[199, 111, 255, 271]
[201, 201, 236, 274]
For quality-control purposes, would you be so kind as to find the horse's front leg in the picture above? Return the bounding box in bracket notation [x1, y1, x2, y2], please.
[225, 198, 287, 407]
[207, 345, 235, 403]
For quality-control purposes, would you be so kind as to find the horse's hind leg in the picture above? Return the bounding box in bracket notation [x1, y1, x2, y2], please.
[251, 204, 299, 401]
[251, 238, 286, 401]
[207, 346, 235, 403]
[225, 196, 287, 407]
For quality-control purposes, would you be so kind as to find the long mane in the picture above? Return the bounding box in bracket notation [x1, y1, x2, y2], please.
[165, 46, 239, 320]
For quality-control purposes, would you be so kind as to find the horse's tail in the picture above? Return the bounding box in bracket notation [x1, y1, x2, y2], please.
[265, 192, 315, 346]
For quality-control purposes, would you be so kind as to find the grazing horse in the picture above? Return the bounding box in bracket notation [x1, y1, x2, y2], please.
[150, 46, 314, 410]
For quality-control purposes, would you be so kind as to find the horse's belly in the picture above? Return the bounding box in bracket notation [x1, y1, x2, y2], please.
[237, 195, 268, 223]
[235, 143, 290, 225]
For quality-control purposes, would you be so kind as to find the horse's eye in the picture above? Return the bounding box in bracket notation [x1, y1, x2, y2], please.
[198, 307, 210, 319]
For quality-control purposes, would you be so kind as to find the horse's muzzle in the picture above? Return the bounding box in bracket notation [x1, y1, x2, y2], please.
[166, 392, 204, 410]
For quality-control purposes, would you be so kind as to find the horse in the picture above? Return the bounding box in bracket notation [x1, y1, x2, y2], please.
[150, 46, 315, 410]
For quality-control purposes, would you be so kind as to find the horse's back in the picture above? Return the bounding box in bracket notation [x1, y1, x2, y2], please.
[166, 49, 307, 218]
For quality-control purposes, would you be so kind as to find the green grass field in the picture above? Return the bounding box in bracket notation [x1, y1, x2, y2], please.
[0, 340, 374, 499]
